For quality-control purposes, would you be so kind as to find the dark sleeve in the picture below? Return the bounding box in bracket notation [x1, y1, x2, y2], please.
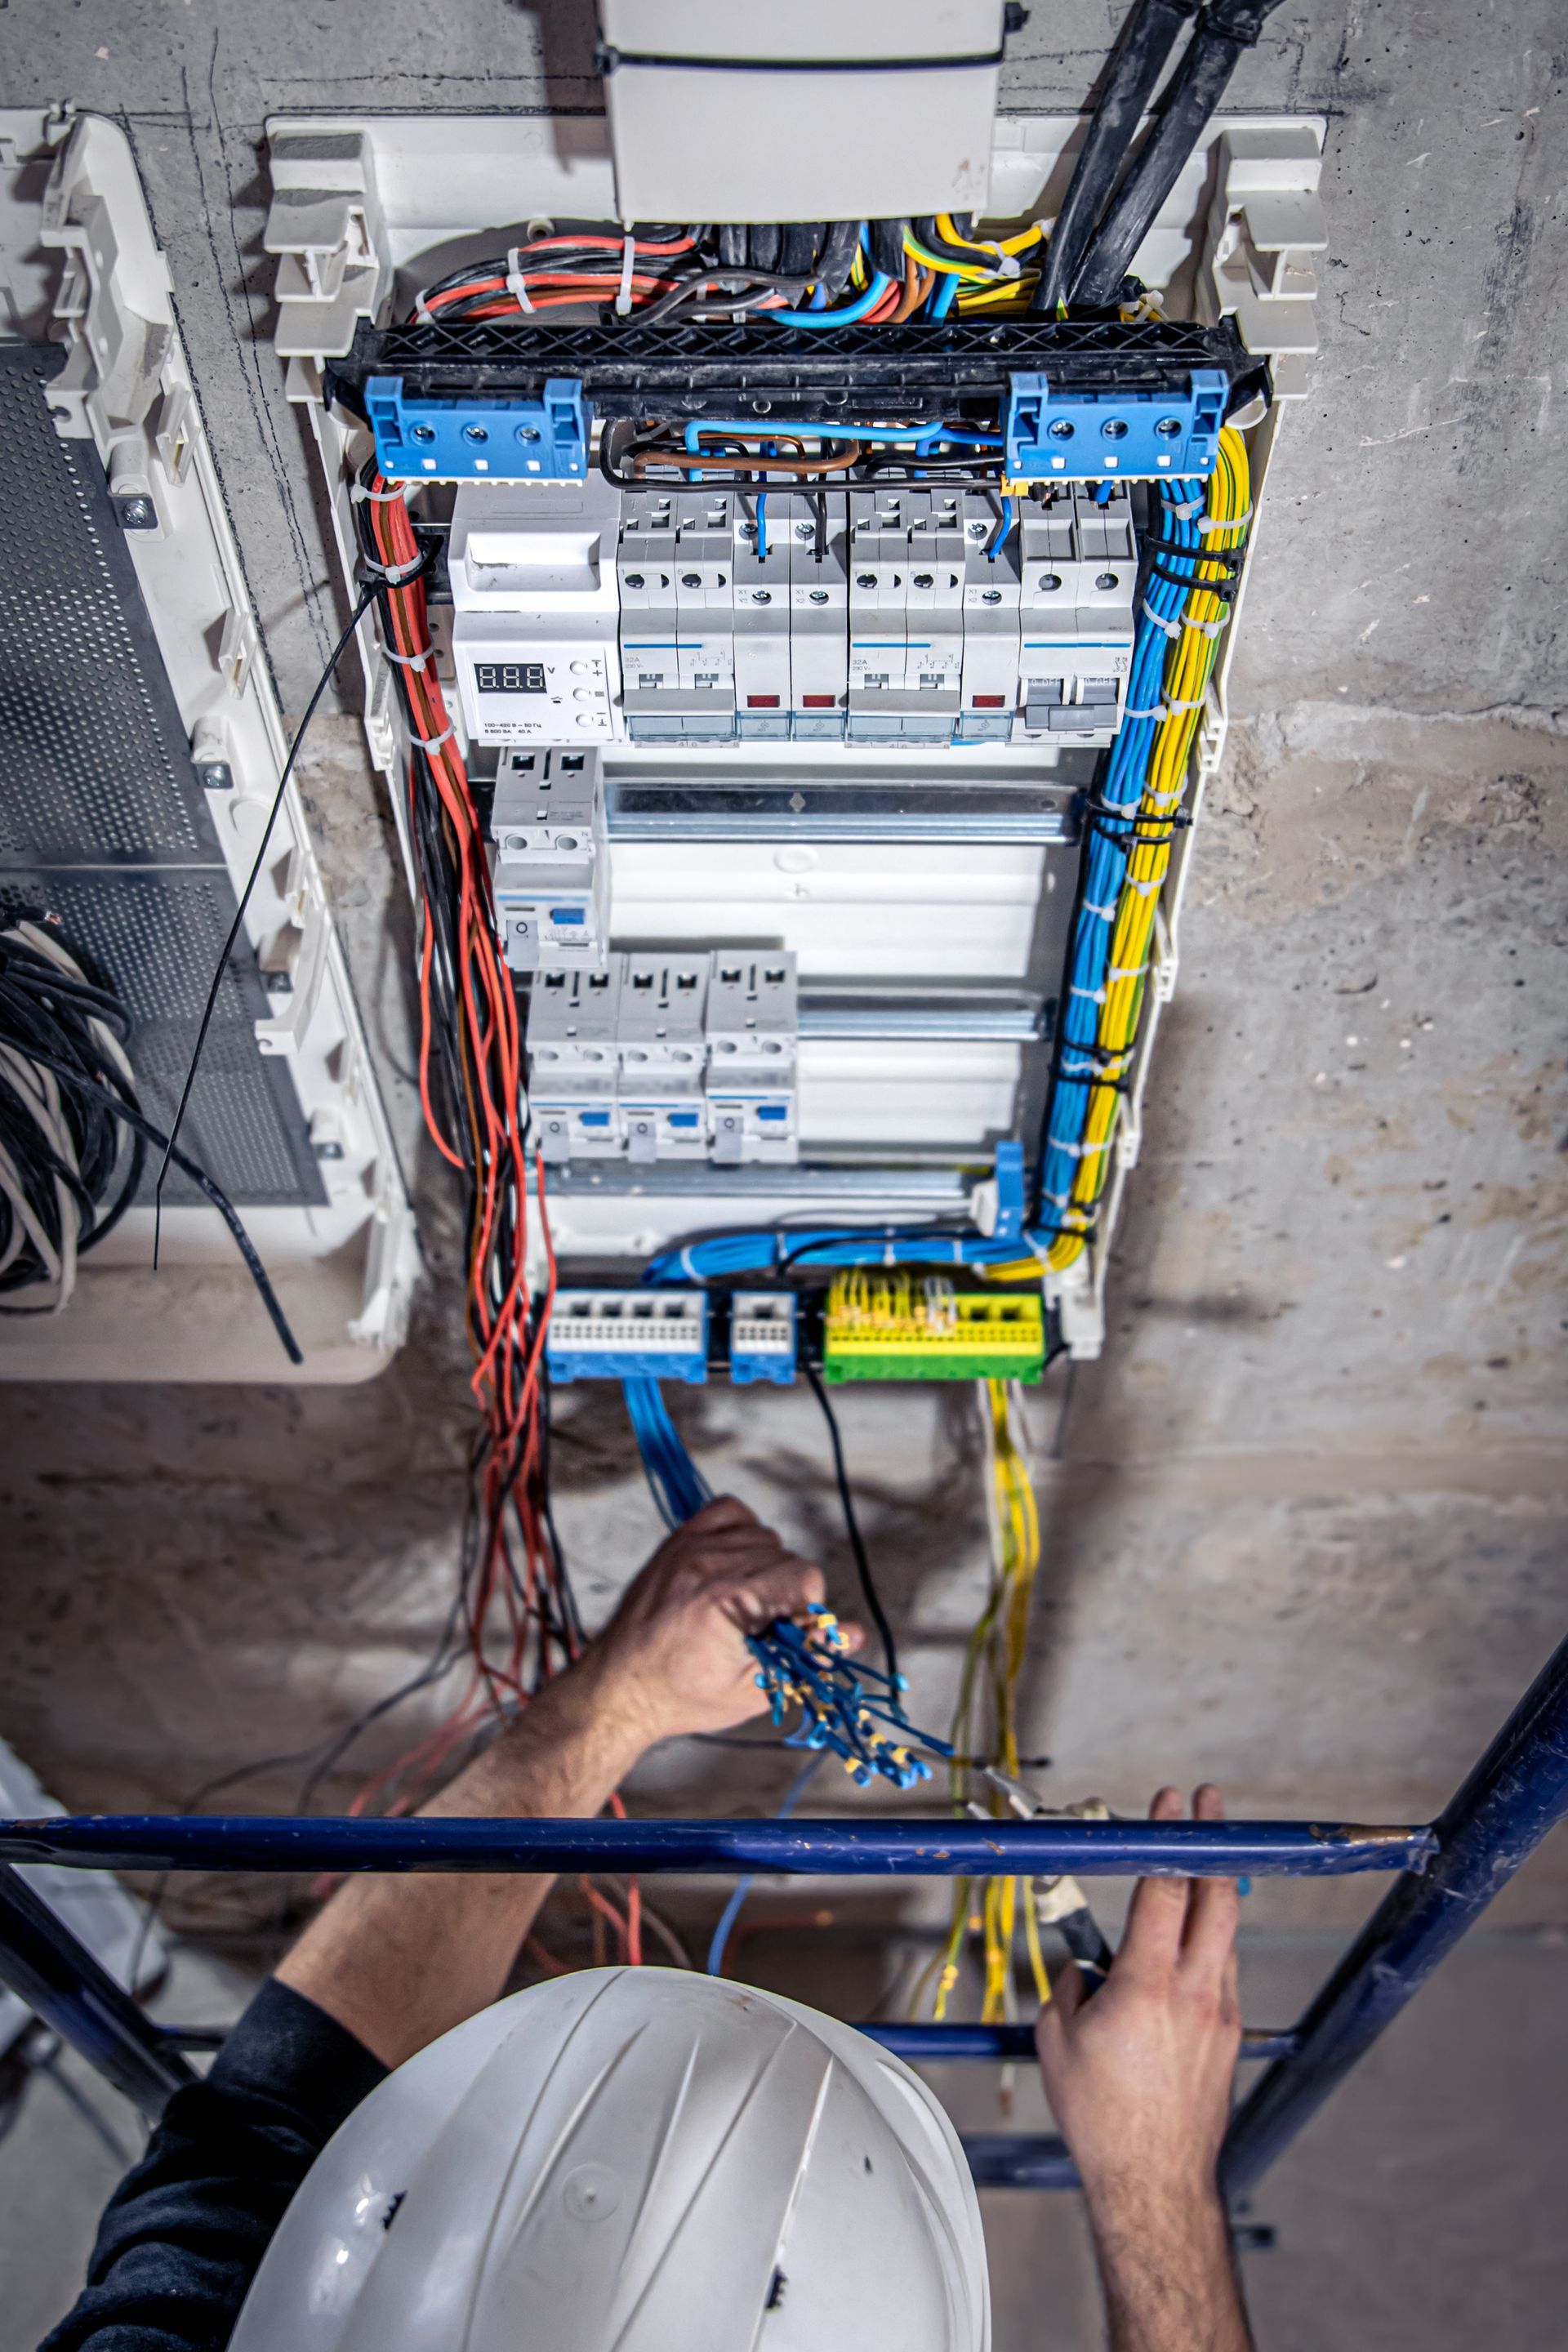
[40, 1979, 389, 2352]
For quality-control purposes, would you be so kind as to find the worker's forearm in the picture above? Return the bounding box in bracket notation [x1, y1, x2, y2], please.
[276, 1650, 647, 2066]
[1088, 2183, 1254, 2352]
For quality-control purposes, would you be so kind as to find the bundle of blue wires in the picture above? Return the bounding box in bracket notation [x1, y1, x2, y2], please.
[621, 1374, 711, 1529]
[1036, 475, 1209, 1230]
[644, 1228, 1031, 1284]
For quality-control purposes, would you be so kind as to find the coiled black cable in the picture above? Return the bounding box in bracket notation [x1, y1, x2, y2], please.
[0, 923, 301, 1361]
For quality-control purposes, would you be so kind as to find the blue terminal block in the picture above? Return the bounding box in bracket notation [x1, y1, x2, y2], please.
[364, 375, 590, 480]
[728, 1292, 798, 1387]
[546, 1289, 708, 1383]
[1004, 368, 1228, 480]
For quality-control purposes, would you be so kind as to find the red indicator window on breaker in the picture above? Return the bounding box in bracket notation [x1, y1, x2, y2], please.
[746, 694, 781, 708]
[800, 694, 836, 708]
[972, 694, 1006, 708]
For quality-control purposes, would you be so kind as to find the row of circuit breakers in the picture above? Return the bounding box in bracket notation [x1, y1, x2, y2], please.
[450, 478, 1138, 751]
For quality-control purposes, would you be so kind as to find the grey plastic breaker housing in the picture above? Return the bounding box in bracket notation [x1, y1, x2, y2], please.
[705, 951, 799, 1166]
[489, 746, 608, 974]
[525, 961, 622, 1162]
[732, 492, 793, 740]
[1015, 486, 1136, 746]
[789, 492, 849, 736]
[617, 952, 710, 1162]
[959, 492, 1022, 741]
[450, 476, 621, 747]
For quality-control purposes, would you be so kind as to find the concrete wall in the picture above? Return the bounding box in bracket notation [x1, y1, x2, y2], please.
[1, 1, 1565, 1940]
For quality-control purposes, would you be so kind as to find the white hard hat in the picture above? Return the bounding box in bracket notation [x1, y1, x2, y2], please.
[230, 1967, 989, 2352]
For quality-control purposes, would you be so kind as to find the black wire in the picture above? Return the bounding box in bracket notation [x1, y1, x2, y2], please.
[151, 585, 380, 1256]
[803, 1361, 898, 1686]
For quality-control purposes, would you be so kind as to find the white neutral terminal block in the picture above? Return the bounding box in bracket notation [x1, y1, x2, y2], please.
[598, 0, 1007, 222]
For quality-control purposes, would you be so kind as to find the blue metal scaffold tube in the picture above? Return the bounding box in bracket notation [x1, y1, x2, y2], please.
[0, 1815, 1437, 1879]
[1220, 1624, 1568, 2198]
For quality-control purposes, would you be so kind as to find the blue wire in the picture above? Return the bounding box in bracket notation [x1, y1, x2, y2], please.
[755, 492, 768, 564]
[763, 271, 896, 328]
[930, 270, 959, 320]
[987, 498, 1016, 562]
[706, 1754, 823, 1976]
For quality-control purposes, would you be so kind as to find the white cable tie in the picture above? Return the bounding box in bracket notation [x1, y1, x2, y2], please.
[360, 553, 423, 583]
[1185, 613, 1228, 639]
[1080, 898, 1121, 921]
[1199, 504, 1252, 532]
[1141, 600, 1182, 638]
[412, 294, 434, 324]
[381, 643, 430, 673]
[1067, 982, 1107, 1005]
[413, 723, 455, 754]
[350, 482, 409, 506]
[678, 1245, 699, 1278]
[1167, 494, 1204, 519]
[504, 247, 536, 313]
[1123, 703, 1167, 721]
[1105, 960, 1149, 983]
[1121, 874, 1163, 898]
[1165, 691, 1207, 712]
[616, 234, 636, 315]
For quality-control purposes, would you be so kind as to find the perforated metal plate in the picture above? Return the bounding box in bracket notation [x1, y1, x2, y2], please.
[0, 343, 322, 1207]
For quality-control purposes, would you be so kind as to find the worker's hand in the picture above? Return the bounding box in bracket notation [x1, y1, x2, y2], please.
[589, 1496, 862, 1748]
[1035, 1784, 1241, 2223]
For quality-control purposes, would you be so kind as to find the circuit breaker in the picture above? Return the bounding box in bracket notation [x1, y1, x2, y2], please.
[617, 953, 711, 1164]
[525, 963, 623, 1163]
[706, 953, 799, 1167]
[488, 747, 608, 973]
[1015, 487, 1135, 743]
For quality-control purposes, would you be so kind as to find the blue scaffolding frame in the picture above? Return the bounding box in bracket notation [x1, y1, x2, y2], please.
[2, 1626, 1566, 2199]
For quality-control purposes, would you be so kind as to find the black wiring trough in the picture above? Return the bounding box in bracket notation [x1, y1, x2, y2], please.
[327, 313, 1268, 432]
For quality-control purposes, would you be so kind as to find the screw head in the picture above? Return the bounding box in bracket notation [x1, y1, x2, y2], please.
[461, 422, 489, 444]
[968, 521, 988, 538]
[808, 589, 829, 604]
[1101, 417, 1129, 440]
[913, 571, 933, 588]
[752, 589, 772, 604]
[409, 422, 436, 444]
[514, 424, 541, 444]
[1155, 416, 1183, 439]
[795, 521, 814, 538]
[1094, 571, 1120, 590]
[1048, 418, 1075, 440]
[1037, 571, 1062, 591]
[625, 572, 645, 590]
[981, 589, 1002, 604]
[855, 572, 875, 589]
[680, 572, 702, 588]
[196, 760, 233, 790]
[115, 494, 156, 528]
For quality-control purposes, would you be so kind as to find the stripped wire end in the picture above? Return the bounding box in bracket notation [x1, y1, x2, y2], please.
[746, 1604, 953, 1792]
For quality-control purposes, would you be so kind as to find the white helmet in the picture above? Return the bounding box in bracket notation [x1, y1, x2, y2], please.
[231, 1967, 989, 2352]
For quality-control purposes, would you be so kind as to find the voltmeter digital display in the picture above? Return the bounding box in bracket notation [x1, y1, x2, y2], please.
[473, 661, 548, 694]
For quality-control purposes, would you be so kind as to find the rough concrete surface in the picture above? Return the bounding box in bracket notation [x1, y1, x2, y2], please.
[0, 0, 1565, 2344]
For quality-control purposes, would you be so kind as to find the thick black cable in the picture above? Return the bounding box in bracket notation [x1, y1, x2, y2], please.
[1071, 0, 1287, 306]
[814, 220, 862, 296]
[1031, 0, 1202, 314]
[803, 1360, 899, 1686]
[151, 585, 380, 1254]
[868, 219, 910, 279]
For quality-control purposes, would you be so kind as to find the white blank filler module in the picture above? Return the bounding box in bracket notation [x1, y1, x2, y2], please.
[267, 98, 1325, 1357]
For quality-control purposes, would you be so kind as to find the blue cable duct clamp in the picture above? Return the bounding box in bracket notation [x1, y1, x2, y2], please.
[364, 375, 590, 479]
[990, 1139, 1027, 1242]
[1004, 368, 1227, 479]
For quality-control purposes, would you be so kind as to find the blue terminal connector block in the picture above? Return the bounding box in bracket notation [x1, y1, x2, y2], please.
[364, 376, 590, 479]
[546, 1289, 708, 1383]
[728, 1292, 798, 1387]
[1004, 368, 1228, 480]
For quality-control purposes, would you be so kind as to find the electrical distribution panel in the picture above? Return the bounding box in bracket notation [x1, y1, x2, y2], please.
[270, 103, 1325, 1358]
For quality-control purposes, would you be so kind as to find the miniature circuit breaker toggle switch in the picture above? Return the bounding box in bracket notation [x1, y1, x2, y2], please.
[488, 747, 608, 974]
[705, 951, 799, 1166]
[617, 953, 710, 1161]
[524, 961, 623, 1163]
